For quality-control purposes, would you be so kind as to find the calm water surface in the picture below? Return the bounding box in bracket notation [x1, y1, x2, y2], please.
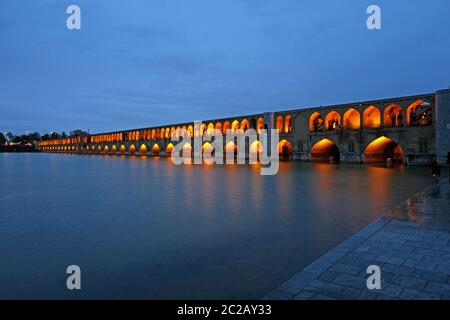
[0, 153, 432, 299]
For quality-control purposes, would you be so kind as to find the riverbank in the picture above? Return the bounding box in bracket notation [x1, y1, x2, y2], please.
[265, 179, 450, 300]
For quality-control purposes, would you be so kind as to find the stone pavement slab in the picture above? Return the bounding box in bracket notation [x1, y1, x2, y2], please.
[265, 180, 450, 300]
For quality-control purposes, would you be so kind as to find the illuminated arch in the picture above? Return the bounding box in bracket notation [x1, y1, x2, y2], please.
[166, 143, 174, 154]
[201, 123, 207, 136]
[250, 140, 263, 161]
[284, 115, 293, 133]
[223, 121, 231, 134]
[182, 143, 192, 157]
[202, 142, 214, 164]
[325, 111, 341, 131]
[257, 117, 264, 134]
[129, 144, 136, 154]
[343, 108, 360, 130]
[165, 127, 170, 139]
[104, 145, 110, 154]
[363, 106, 381, 129]
[215, 122, 222, 134]
[240, 119, 249, 131]
[151, 129, 156, 139]
[225, 141, 237, 154]
[407, 100, 432, 126]
[309, 112, 323, 132]
[119, 145, 126, 153]
[364, 136, 404, 164]
[160, 128, 165, 139]
[207, 123, 215, 135]
[278, 139, 293, 160]
[111, 145, 117, 153]
[311, 138, 340, 163]
[231, 120, 239, 133]
[188, 125, 193, 138]
[97, 145, 102, 152]
[384, 104, 403, 128]
[276, 116, 284, 132]
[151, 143, 160, 155]
[139, 144, 148, 155]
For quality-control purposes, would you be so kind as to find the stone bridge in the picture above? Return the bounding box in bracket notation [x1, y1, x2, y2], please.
[38, 89, 450, 165]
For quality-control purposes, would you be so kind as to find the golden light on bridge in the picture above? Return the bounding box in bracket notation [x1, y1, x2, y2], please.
[140, 144, 147, 154]
[151, 143, 160, 155]
[278, 139, 293, 159]
[364, 136, 404, 163]
[363, 106, 381, 128]
[311, 138, 340, 162]
[343, 108, 360, 129]
[166, 143, 174, 154]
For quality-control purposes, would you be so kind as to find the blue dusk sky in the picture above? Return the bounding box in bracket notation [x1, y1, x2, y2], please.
[0, 0, 449, 134]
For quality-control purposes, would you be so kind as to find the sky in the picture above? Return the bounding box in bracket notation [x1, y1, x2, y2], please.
[0, 0, 449, 135]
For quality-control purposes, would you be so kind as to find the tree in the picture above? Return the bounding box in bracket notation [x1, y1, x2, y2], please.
[12, 136, 23, 144]
[0, 132, 5, 145]
[6, 132, 14, 141]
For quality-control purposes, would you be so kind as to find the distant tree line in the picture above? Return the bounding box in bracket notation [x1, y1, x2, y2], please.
[0, 130, 72, 152]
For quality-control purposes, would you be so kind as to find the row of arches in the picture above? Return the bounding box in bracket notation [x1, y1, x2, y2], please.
[309, 100, 432, 132]
[40, 139, 295, 161]
[310, 136, 404, 164]
[276, 115, 293, 134]
[40, 136, 402, 164]
[88, 117, 268, 145]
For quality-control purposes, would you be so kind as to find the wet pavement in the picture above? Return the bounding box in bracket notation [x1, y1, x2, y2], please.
[266, 179, 450, 300]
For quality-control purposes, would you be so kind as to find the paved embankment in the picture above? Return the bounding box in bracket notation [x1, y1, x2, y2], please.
[266, 179, 450, 300]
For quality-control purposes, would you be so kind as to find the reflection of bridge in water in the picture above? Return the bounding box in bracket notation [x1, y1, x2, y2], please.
[39, 89, 450, 165]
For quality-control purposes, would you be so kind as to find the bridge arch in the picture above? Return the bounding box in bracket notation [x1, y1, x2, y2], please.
[343, 108, 360, 129]
[278, 139, 293, 160]
[201, 123, 207, 136]
[250, 140, 263, 160]
[225, 141, 238, 156]
[240, 119, 249, 131]
[407, 100, 432, 126]
[223, 121, 231, 134]
[231, 120, 239, 133]
[257, 117, 264, 134]
[364, 136, 404, 164]
[325, 111, 341, 131]
[139, 144, 148, 155]
[166, 143, 174, 155]
[363, 106, 381, 128]
[182, 143, 192, 157]
[111, 145, 117, 154]
[384, 104, 403, 128]
[104, 145, 110, 154]
[119, 145, 126, 154]
[311, 138, 340, 163]
[276, 116, 284, 132]
[207, 123, 215, 135]
[151, 143, 160, 155]
[309, 112, 323, 132]
[215, 122, 222, 134]
[284, 115, 293, 133]
[129, 144, 136, 154]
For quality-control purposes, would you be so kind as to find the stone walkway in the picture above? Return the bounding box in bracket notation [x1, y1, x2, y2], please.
[265, 179, 450, 300]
